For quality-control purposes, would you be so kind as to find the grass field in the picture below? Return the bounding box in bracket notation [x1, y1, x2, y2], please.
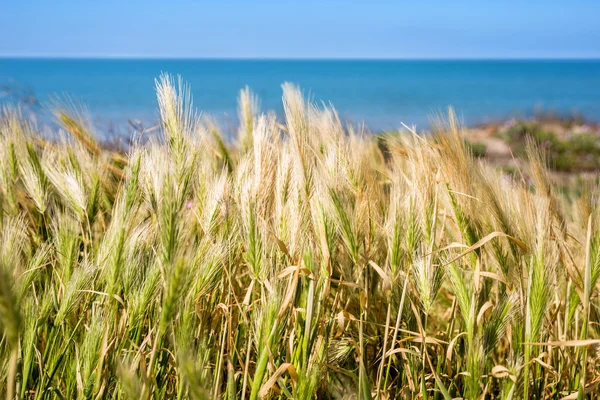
[0, 74, 599, 399]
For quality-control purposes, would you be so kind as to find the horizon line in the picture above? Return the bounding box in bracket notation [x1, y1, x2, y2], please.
[1, 55, 600, 61]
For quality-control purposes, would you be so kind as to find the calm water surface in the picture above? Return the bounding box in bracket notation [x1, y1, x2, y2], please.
[1, 58, 599, 133]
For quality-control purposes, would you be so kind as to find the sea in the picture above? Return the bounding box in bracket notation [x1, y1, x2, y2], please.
[1, 58, 599, 135]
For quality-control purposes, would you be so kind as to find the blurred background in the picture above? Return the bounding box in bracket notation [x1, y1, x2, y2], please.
[1, 0, 599, 135]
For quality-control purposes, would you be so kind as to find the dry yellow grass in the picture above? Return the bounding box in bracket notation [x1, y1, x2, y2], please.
[0, 74, 599, 399]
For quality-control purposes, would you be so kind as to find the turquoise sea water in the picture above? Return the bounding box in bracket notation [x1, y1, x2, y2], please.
[1, 58, 599, 133]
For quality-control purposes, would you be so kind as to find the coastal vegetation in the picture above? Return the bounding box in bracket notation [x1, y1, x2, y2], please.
[0, 74, 599, 399]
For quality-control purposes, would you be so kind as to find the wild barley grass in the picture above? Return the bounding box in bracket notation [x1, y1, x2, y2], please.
[0, 74, 599, 399]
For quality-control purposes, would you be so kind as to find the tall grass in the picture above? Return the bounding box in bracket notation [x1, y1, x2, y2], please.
[0, 74, 599, 399]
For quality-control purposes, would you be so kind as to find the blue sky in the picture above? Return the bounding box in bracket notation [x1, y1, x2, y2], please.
[1, 1, 599, 58]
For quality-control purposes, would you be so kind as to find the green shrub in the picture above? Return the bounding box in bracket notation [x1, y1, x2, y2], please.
[500, 121, 600, 172]
[463, 139, 487, 158]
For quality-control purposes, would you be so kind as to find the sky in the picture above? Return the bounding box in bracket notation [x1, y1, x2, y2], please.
[1, 1, 599, 59]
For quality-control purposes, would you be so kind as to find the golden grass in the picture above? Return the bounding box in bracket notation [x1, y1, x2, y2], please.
[0, 74, 599, 399]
